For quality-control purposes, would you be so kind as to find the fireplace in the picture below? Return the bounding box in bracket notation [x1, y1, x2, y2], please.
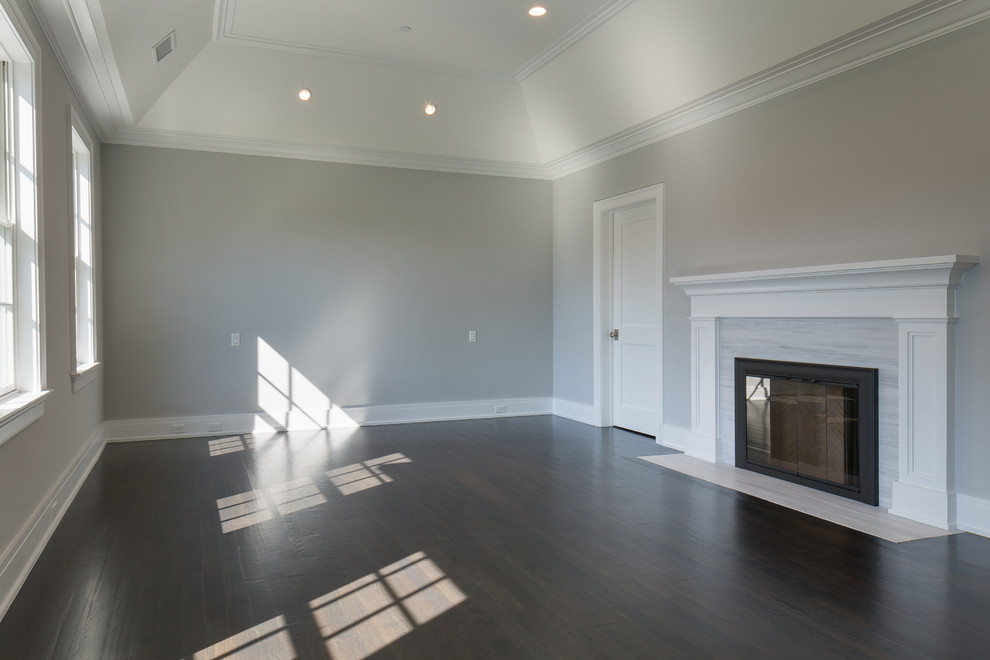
[735, 358, 878, 505]
[671, 255, 977, 528]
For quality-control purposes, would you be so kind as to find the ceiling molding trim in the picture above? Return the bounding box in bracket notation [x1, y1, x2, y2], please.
[3, 0, 42, 55]
[211, 0, 231, 41]
[212, 0, 517, 82]
[26, 0, 103, 139]
[545, 0, 990, 179]
[513, 0, 635, 81]
[107, 128, 553, 179]
[63, 0, 131, 126]
[29, 0, 131, 138]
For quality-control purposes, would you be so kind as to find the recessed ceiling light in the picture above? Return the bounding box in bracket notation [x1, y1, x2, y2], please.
[298, 88, 312, 101]
[399, 25, 412, 32]
[424, 103, 437, 116]
[529, 6, 548, 17]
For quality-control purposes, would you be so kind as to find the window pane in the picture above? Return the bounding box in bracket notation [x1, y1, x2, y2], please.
[0, 223, 12, 393]
[72, 125, 95, 368]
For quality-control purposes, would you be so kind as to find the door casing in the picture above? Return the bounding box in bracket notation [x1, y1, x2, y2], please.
[592, 183, 665, 437]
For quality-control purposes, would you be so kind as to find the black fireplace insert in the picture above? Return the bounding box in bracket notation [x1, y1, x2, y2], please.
[735, 358, 878, 505]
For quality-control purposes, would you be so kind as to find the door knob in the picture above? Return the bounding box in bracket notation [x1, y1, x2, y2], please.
[609, 329, 619, 340]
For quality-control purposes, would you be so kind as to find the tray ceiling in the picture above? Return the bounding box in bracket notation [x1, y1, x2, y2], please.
[215, 0, 632, 80]
[27, 0, 990, 178]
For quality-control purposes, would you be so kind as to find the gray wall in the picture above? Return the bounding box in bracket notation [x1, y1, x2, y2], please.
[0, 0, 104, 570]
[102, 146, 553, 419]
[552, 21, 990, 499]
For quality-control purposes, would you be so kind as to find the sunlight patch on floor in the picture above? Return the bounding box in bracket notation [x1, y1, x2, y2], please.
[192, 615, 295, 659]
[208, 435, 254, 457]
[269, 476, 328, 516]
[216, 476, 328, 533]
[309, 551, 466, 660]
[327, 453, 411, 496]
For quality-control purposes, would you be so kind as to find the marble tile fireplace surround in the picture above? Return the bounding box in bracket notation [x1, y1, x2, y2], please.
[670, 255, 978, 530]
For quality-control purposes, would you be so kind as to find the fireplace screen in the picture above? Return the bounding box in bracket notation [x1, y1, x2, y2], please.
[735, 359, 878, 505]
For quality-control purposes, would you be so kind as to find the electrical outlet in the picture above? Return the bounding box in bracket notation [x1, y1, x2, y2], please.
[495, 404, 507, 414]
[207, 422, 223, 433]
[230, 333, 240, 347]
[170, 423, 186, 434]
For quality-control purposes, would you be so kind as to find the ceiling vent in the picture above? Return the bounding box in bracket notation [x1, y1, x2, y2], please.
[153, 31, 176, 64]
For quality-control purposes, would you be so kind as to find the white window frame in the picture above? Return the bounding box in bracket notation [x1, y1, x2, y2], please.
[70, 108, 97, 391]
[0, 0, 47, 448]
[0, 60, 13, 397]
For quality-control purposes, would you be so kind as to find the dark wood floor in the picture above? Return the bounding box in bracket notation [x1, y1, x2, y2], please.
[1, 416, 988, 659]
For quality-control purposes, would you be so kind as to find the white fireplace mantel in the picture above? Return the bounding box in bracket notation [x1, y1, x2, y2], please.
[671, 254, 978, 319]
[670, 255, 978, 529]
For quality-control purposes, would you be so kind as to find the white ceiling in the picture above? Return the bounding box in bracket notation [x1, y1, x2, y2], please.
[218, 0, 629, 79]
[28, 0, 990, 178]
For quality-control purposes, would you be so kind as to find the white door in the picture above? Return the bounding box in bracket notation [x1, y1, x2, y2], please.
[611, 203, 658, 436]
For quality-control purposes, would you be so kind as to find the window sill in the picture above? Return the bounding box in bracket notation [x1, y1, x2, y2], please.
[71, 362, 100, 392]
[0, 390, 51, 448]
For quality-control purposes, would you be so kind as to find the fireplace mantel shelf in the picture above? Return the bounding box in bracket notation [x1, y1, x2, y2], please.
[671, 255, 978, 319]
[670, 254, 980, 530]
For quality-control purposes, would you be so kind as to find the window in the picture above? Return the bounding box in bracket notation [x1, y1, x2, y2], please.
[0, 2, 46, 446]
[71, 114, 97, 383]
[0, 61, 13, 397]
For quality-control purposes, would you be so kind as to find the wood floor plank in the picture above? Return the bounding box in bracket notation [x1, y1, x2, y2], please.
[0, 416, 988, 658]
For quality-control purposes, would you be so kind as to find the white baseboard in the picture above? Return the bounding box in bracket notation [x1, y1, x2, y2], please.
[346, 397, 552, 426]
[105, 397, 555, 442]
[957, 493, 990, 538]
[889, 480, 959, 531]
[105, 413, 258, 442]
[551, 398, 599, 426]
[0, 424, 106, 621]
[660, 424, 719, 462]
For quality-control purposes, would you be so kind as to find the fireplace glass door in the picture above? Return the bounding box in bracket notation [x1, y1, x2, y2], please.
[735, 359, 878, 505]
[744, 376, 858, 488]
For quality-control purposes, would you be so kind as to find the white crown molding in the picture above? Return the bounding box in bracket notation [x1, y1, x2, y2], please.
[545, 0, 990, 179]
[212, 0, 517, 82]
[513, 0, 636, 80]
[211, 0, 227, 40]
[28, 0, 129, 139]
[65, 0, 131, 127]
[2, 0, 41, 55]
[107, 127, 552, 179]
